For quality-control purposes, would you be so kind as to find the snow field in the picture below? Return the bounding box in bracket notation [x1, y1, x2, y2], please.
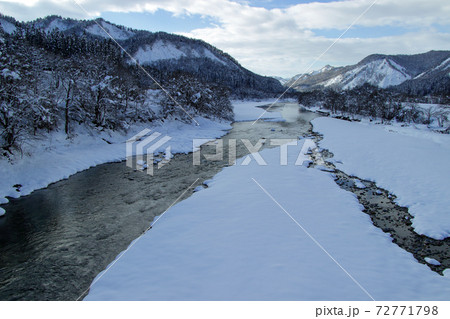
[86, 141, 450, 300]
[313, 117, 450, 240]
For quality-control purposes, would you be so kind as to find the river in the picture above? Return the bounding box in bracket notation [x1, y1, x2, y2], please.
[2, 102, 448, 301]
[0, 103, 316, 300]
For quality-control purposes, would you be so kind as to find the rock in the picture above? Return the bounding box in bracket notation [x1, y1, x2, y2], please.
[193, 185, 204, 192]
[424, 257, 441, 266]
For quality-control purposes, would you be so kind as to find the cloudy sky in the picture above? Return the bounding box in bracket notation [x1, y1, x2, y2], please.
[1, 0, 449, 77]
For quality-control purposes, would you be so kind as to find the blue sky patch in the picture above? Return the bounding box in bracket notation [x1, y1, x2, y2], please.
[101, 10, 217, 33]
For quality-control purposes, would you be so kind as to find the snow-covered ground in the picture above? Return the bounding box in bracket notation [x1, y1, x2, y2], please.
[313, 117, 450, 240]
[85, 140, 450, 301]
[0, 117, 231, 210]
[85, 105, 449, 300]
[5, 100, 449, 300]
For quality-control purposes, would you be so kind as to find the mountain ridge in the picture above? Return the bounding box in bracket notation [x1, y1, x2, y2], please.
[0, 14, 284, 97]
[286, 50, 450, 95]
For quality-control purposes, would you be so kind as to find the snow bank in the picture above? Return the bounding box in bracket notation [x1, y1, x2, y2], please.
[232, 100, 284, 122]
[0, 117, 231, 208]
[313, 117, 450, 239]
[86, 142, 450, 300]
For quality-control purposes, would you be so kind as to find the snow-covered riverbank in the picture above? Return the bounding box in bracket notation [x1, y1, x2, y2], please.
[0, 99, 285, 217]
[84, 107, 450, 301]
[313, 117, 450, 240]
[0, 117, 230, 215]
[85, 136, 450, 300]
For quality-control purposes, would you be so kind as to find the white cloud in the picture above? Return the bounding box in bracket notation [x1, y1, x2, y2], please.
[1, 0, 449, 77]
[286, 0, 450, 29]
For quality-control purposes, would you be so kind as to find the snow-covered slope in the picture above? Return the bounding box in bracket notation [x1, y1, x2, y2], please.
[338, 58, 411, 89]
[288, 65, 336, 86]
[28, 16, 225, 65]
[438, 57, 450, 71]
[44, 18, 71, 32]
[310, 64, 334, 76]
[85, 20, 134, 40]
[299, 59, 411, 90]
[134, 41, 185, 62]
[133, 40, 227, 65]
[0, 18, 16, 34]
[414, 57, 450, 79]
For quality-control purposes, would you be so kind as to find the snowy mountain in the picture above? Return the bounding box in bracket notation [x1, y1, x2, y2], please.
[286, 51, 450, 94]
[25, 15, 226, 65]
[394, 54, 450, 96]
[271, 76, 290, 85]
[309, 64, 335, 76]
[29, 16, 226, 65]
[338, 58, 411, 89]
[8, 15, 283, 96]
[288, 65, 336, 86]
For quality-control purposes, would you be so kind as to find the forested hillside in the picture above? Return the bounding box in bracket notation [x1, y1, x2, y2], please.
[0, 14, 283, 155]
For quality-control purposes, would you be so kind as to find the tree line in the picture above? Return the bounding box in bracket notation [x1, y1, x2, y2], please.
[298, 84, 449, 127]
[0, 25, 233, 156]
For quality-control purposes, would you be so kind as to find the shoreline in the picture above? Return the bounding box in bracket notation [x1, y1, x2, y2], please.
[0, 99, 290, 215]
[0, 116, 233, 215]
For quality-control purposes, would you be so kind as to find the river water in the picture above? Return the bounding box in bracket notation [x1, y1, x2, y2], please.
[0, 103, 316, 300]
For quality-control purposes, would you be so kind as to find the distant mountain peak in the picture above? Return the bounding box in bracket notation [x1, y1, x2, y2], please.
[286, 51, 450, 94]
